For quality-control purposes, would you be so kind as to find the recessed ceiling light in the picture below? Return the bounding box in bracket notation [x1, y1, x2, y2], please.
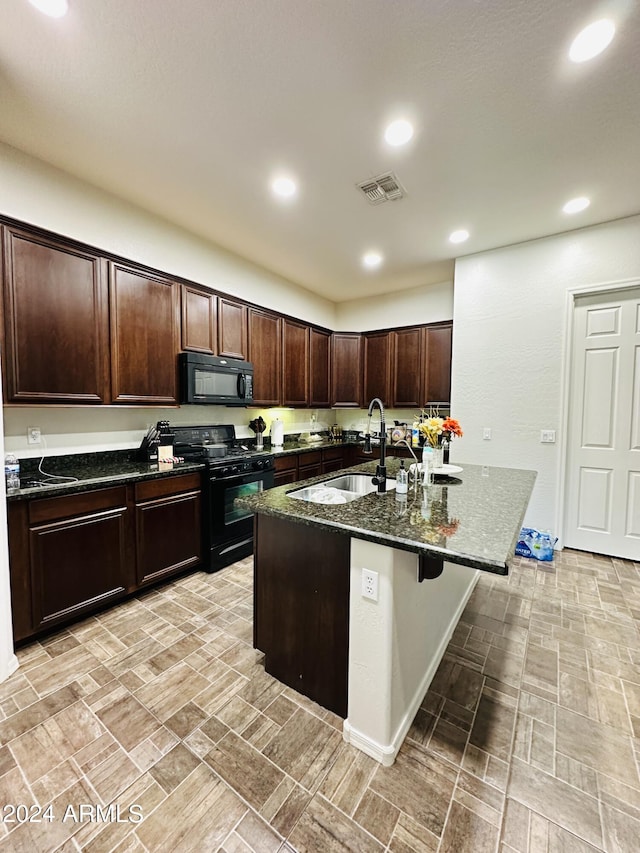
[384, 120, 414, 147]
[449, 229, 469, 244]
[362, 251, 383, 270]
[271, 175, 297, 199]
[569, 19, 615, 62]
[563, 196, 590, 214]
[28, 0, 68, 17]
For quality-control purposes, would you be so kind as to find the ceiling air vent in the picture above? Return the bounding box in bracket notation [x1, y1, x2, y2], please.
[356, 172, 406, 205]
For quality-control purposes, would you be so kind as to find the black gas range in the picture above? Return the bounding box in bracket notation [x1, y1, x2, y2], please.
[172, 424, 275, 572]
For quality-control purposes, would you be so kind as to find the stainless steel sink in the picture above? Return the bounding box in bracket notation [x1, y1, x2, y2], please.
[287, 472, 396, 504]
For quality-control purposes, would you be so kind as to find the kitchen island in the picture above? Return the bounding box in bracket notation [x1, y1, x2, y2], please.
[239, 458, 536, 766]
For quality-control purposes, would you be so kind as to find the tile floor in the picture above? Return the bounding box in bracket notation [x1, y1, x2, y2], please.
[0, 549, 639, 852]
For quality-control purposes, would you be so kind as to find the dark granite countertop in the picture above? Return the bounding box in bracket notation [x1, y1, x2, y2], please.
[238, 458, 537, 576]
[5, 450, 205, 502]
[270, 440, 345, 456]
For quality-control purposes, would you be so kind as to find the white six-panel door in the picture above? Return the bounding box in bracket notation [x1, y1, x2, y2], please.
[564, 287, 640, 559]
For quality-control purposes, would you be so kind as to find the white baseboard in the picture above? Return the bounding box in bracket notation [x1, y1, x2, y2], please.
[343, 568, 479, 765]
[0, 653, 19, 683]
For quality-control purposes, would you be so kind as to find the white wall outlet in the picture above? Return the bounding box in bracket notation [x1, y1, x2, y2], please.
[27, 426, 42, 445]
[540, 429, 556, 443]
[483, 427, 492, 440]
[361, 568, 379, 602]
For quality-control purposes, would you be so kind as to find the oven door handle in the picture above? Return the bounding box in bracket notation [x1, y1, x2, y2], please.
[237, 373, 246, 399]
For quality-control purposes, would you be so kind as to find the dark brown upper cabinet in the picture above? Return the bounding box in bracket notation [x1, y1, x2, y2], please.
[282, 318, 309, 407]
[248, 307, 282, 406]
[424, 321, 453, 406]
[181, 284, 217, 354]
[109, 262, 180, 405]
[309, 327, 331, 408]
[363, 331, 392, 407]
[391, 326, 424, 408]
[331, 333, 363, 407]
[1, 225, 109, 404]
[218, 296, 248, 359]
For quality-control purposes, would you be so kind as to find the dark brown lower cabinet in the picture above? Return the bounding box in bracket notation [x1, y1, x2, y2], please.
[7, 472, 203, 644]
[274, 455, 298, 486]
[321, 446, 345, 473]
[134, 474, 202, 586]
[298, 450, 322, 481]
[253, 513, 350, 717]
[26, 487, 132, 634]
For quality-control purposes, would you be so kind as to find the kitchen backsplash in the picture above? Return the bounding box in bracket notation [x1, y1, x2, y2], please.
[2, 405, 431, 458]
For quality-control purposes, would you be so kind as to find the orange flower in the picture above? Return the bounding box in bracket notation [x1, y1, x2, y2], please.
[441, 417, 463, 439]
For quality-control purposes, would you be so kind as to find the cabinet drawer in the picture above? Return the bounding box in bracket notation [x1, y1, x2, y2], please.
[274, 455, 298, 473]
[29, 486, 127, 524]
[322, 447, 344, 461]
[298, 450, 322, 466]
[135, 472, 201, 501]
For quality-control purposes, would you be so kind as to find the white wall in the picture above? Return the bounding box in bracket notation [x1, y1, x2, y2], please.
[335, 279, 453, 331]
[451, 215, 640, 539]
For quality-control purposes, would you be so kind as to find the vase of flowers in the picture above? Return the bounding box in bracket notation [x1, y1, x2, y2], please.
[417, 410, 463, 466]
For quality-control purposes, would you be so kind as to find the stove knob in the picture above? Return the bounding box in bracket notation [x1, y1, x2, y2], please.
[219, 468, 228, 477]
[255, 459, 264, 470]
[230, 465, 239, 475]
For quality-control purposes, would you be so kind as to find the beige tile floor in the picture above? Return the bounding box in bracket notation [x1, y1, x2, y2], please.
[0, 548, 639, 852]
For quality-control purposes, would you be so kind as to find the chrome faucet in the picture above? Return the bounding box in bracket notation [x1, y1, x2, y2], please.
[364, 397, 387, 493]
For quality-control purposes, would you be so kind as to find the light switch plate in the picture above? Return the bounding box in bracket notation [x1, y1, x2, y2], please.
[540, 429, 556, 443]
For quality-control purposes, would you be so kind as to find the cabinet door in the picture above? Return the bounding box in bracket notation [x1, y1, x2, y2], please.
[363, 331, 392, 406]
[391, 327, 424, 408]
[282, 318, 309, 407]
[182, 285, 216, 354]
[218, 297, 248, 359]
[135, 474, 202, 586]
[254, 514, 350, 717]
[28, 487, 131, 632]
[2, 226, 109, 403]
[249, 307, 282, 406]
[309, 327, 331, 407]
[425, 322, 453, 405]
[331, 333, 363, 407]
[109, 263, 180, 404]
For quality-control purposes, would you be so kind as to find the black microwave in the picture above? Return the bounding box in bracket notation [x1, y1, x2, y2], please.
[179, 352, 254, 406]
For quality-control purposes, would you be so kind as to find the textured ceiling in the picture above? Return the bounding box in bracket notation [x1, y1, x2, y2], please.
[1, 0, 639, 301]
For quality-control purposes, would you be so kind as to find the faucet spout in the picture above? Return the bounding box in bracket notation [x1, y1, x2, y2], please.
[366, 397, 387, 493]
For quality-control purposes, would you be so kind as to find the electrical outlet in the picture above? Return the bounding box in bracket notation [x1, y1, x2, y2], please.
[540, 429, 556, 443]
[361, 568, 379, 602]
[483, 427, 492, 440]
[27, 426, 42, 445]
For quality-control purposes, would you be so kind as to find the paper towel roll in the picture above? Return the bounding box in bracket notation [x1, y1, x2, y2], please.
[270, 418, 284, 446]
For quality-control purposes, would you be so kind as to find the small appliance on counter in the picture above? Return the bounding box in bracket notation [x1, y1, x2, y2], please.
[270, 418, 284, 448]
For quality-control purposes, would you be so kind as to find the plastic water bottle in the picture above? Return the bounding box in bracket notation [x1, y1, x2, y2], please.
[4, 453, 20, 491]
[396, 460, 408, 495]
[421, 444, 432, 486]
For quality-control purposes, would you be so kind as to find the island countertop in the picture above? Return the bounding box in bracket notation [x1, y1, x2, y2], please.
[239, 458, 537, 575]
